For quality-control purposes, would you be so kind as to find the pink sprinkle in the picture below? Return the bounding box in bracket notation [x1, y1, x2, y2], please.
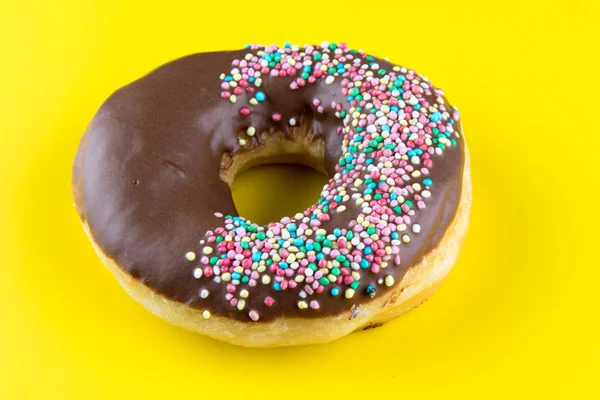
[264, 297, 275, 307]
[310, 301, 320, 309]
[249, 310, 260, 321]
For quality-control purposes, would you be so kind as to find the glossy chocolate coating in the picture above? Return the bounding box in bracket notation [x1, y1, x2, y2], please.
[73, 49, 464, 322]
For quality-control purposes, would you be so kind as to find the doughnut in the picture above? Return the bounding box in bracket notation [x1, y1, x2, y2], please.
[73, 42, 471, 347]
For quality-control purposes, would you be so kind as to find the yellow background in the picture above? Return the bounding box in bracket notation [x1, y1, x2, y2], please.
[1, 0, 599, 398]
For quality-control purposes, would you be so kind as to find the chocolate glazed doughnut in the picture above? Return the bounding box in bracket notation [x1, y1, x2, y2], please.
[73, 42, 471, 347]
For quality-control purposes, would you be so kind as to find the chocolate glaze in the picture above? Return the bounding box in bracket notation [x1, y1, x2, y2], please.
[73, 49, 464, 322]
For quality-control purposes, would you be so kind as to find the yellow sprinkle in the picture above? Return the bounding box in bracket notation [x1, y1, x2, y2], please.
[402, 235, 410, 243]
[255, 78, 262, 87]
[337, 205, 347, 213]
[221, 273, 231, 282]
[229, 95, 237, 103]
[202, 310, 211, 319]
[240, 289, 249, 298]
[202, 246, 213, 255]
[247, 127, 256, 136]
[185, 251, 196, 261]
[385, 275, 395, 287]
[261, 275, 271, 284]
[286, 254, 296, 263]
[298, 301, 308, 309]
[237, 300, 246, 310]
[238, 139, 246, 146]
[345, 288, 355, 299]
[234, 266, 243, 274]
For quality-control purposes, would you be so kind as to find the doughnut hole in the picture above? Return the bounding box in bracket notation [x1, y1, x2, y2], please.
[227, 123, 329, 225]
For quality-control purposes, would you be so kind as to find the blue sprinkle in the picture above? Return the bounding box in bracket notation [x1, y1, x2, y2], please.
[366, 158, 373, 164]
[335, 195, 342, 202]
[278, 239, 285, 245]
[364, 188, 373, 195]
[382, 124, 390, 132]
[360, 258, 369, 269]
[333, 228, 342, 237]
[273, 282, 282, 291]
[255, 91, 266, 102]
[368, 183, 376, 189]
[252, 253, 261, 262]
[391, 106, 399, 112]
[248, 77, 255, 83]
[287, 224, 297, 231]
[391, 193, 397, 200]
[306, 242, 314, 251]
[423, 178, 433, 186]
[364, 247, 373, 255]
[391, 232, 399, 239]
[407, 150, 416, 157]
[430, 111, 442, 122]
[354, 135, 364, 143]
[224, 76, 233, 82]
[316, 253, 325, 261]
[284, 42, 291, 48]
[293, 238, 304, 246]
[413, 104, 421, 110]
[330, 287, 340, 296]
[232, 272, 241, 280]
[279, 262, 289, 269]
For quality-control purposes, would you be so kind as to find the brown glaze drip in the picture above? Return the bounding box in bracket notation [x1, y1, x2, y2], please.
[73, 49, 464, 322]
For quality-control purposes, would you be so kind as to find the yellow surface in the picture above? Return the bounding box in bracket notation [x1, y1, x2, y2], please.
[1, 0, 599, 398]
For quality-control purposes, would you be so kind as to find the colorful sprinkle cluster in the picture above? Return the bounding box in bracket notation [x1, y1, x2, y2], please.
[189, 42, 461, 321]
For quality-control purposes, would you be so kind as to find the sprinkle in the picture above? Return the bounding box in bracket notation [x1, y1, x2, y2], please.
[325, 76, 335, 85]
[249, 310, 260, 321]
[289, 117, 297, 126]
[298, 301, 308, 309]
[255, 91, 265, 102]
[412, 224, 421, 233]
[272, 113, 281, 121]
[247, 127, 256, 136]
[202, 310, 211, 319]
[185, 251, 196, 261]
[385, 275, 395, 287]
[193, 268, 203, 279]
[202, 246, 213, 255]
[200, 289, 209, 298]
[264, 296, 275, 307]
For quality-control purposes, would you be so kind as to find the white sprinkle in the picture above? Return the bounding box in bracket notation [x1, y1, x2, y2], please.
[200, 289, 209, 298]
[412, 224, 421, 234]
[325, 76, 335, 85]
[185, 251, 196, 261]
[193, 268, 203, 279]
[289, 117, 296, 126]
[422, 190, 431, 198]
[336, 205, 347, 213]
[202, 310, 211, 319]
